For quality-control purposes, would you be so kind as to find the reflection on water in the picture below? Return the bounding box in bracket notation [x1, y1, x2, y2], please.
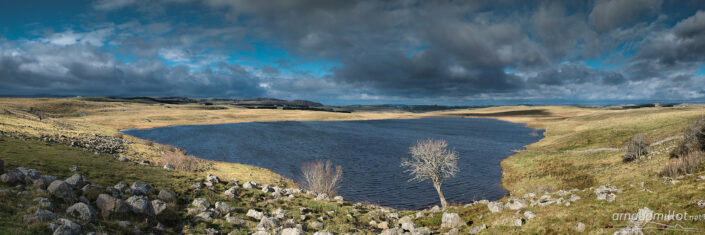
[124, 118, 542, 209]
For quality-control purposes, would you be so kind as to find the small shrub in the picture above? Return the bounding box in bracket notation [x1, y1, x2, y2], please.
[623, 134, 649, 162]
[672, 117, 705, 158]
[160, 151, 201, 172]
[300, 160, 343, 197]
[660, 151, 704, 177]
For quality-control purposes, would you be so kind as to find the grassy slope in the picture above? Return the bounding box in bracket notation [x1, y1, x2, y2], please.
[0, 136, 386, 234]
[444, 106, 705, 234]
[2, 98, 705, 234]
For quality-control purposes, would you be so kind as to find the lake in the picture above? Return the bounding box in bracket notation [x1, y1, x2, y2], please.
[123, 118, 543, 209]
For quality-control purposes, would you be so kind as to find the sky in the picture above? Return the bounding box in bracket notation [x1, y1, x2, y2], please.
[1, 0, 704, 105]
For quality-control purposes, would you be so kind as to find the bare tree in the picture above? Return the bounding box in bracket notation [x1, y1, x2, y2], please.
[300, 160, 343, 197]
[401, 139, 459, 209]
[623, 133, 649, 162]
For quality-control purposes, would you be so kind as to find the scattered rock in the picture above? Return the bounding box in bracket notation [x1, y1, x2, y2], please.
[66, 202, 96, 222]
[48, 180, 76, 202]
[256, 216, 281, 231]
[499, 217, 524, 227]
[597, 193, 617, 202]
[697, 200, 705, 208]
[34, 197, 54, 210]
[594, 184, 620, 202]
[441, 212, 464, 228]
[17, 167, 40, 180]
[377, 221, 389, 230]
[117, 156, 130, 162]
[25, 208, 58, 223]
[129, 182, 154, 195]
[429, 205, 442, 213]
[190, 182, 203, 190]
[662, 178, 680, 185]
[226, 213, 246, 224]
[242, 181, 257, 189]
[247, 209, 264, 220]
[163, 164, 175, 171]
[113, 182, 128, 191]
[488, 201, 504, 213]
[157, 189, 177, 202]
[468, 224, 487, 234]
[151, 199, 168, 216]
[613, 226, 642, 235]
[401, 221, 416, 232]
[191, 198, 211, 209]
[569, 195, 581, 202]
[69, 166, 80, 172]
[696, 175, 705, 181]
[1, 170, 24, 184]
[380, 228, 402, 235]
[32, 177, 52, 190]
[215, 202, 235, 215]
[52, 218, 82, 235]
[315, 193, 329, 201]
[224, 187, 238, 198]
[261, 185, 275, 193]
[205, 174, 221, 186]
[96, 194, 129, 217]
[204, 228, 220, 235]
[574, 222, 586, 232]
[117, 221, 131, 228]
[125, 195, 155, 216]
[313, 231, 333, 235]
[280, 228, 304, 235]
[505, 198, 528, 210]
[448, 228, 460, 235]
[630, 207, 653, 227]
[310, 221, 324, 229]
[524, 211, 536, 220]
[194, 211, 215, 221]
[414, 227, 432, 235]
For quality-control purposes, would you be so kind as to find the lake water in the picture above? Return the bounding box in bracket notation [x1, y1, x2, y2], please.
[124, 118, 542, 209]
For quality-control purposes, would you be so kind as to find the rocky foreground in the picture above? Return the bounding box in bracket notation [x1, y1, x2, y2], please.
[0, 159, 472, 234]
[4, 158, 696, 234]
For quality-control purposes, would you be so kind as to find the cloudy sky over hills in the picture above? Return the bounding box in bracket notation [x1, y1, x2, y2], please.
[1, 0, 704, 105]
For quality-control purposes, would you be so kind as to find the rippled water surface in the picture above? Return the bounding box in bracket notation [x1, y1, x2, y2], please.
[124, 118, 542, 209]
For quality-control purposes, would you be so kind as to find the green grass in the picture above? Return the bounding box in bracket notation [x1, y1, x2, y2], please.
[0, 136, 384, 234]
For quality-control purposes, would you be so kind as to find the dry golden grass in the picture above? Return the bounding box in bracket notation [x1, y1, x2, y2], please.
[4, 97, 705, 233]
[661, 151, 704, 177]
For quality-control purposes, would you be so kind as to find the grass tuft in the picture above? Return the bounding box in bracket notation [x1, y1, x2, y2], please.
[660, 151, 704, 177]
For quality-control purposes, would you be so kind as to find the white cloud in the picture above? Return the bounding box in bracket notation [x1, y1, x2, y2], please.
[159, 48, 190, 62]
[93, 0, 138, 11]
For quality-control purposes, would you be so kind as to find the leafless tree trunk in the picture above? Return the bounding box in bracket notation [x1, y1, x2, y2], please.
[401, 139, 459, 209]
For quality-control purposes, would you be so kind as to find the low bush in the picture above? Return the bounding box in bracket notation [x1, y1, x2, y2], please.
[160, 151, 201, 172]
[660, 151, 704, 177]
[623, 134, 649, 162]
[672, 117, 705, 158]
[300, 160, 343, 197]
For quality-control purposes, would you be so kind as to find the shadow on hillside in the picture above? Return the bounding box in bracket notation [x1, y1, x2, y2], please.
[450, 109, 551, 117]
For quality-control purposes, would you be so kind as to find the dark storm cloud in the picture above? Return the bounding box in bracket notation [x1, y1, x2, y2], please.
[589, 0, 662, 32]
[1, 0, 705, 103]
[0, 40, 265, 97]
[528, 62, 627, 86]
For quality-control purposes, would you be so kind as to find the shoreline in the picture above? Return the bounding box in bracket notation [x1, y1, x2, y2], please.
[120, 116, 543, 209]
